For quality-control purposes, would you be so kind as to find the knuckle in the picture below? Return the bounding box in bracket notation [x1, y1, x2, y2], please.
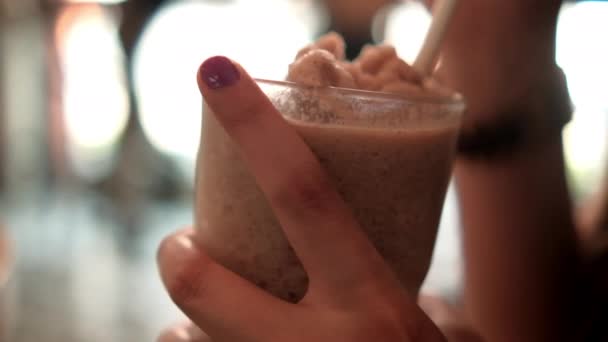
[167, 261, 213, 311]
[157, 234, 180, 265]
[157, 324, 208, 342]
[156, 327, 181, 342]
[271, 165, 337, 218]
[159, 240, 213, 310]
[222, 97, 267, 130]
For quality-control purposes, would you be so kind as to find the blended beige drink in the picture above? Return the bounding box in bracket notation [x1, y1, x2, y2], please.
[195, 34, 464, 302]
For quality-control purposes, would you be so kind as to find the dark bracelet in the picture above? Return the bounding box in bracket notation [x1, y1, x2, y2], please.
[457, 69, 573, 160]
[457, 114, 526, 159]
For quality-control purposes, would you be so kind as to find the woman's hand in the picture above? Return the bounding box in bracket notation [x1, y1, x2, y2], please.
[156, 56, 446, 342]
[158, 295, 486, 342]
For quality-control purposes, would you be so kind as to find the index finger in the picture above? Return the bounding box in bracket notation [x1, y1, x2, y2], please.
[197, 56, 389, 290]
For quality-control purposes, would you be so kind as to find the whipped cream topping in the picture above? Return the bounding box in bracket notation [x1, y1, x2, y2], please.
[287, 32, 452, 98]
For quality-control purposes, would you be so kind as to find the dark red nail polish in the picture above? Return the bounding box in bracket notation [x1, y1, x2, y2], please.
[200, 56, 240, 89]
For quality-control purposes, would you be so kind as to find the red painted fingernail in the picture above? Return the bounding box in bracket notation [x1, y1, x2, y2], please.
[200, 56, 240, 89]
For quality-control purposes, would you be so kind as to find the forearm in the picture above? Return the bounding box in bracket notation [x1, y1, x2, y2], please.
[435, 0, 577, 340]
[438, 0, 563, 127]
[443, 0, 563, 46]
[455, 136, 580, 341]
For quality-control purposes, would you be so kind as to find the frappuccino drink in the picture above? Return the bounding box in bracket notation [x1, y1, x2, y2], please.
[196, 33, 464, 302]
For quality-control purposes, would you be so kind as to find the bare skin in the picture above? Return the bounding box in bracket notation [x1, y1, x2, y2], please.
[437, 0, 581, 341]
[157, 58, 447, 342]
[159, 0, 583, 341]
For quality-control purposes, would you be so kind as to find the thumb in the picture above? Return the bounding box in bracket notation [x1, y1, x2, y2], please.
[157, 322, 211, 342]
[157, 228, 296, 341]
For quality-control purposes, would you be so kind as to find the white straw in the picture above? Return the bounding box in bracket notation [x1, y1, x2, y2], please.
[413, 0, 458, 75]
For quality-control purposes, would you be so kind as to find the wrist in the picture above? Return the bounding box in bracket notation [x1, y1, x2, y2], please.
[455, 66, 572, 161]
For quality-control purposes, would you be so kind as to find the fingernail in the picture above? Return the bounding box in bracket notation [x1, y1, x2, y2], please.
[200, 56, 240, 89]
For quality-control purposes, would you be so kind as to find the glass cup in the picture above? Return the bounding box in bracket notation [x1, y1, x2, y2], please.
[195, 80, 464, 302]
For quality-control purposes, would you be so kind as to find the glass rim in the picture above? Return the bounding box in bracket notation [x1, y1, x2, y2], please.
[254, 78, 466, 111]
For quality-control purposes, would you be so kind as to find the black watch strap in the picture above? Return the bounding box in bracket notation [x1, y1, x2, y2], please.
[457, 68, 573, 160]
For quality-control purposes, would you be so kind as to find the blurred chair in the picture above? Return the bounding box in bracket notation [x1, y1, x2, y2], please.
[0, 0, 48, 196]
[40, 1, 181, 229]
[0, 5, 5, 193]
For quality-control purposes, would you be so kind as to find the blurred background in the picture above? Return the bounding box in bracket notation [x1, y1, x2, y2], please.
[0, 0, 607, 341]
